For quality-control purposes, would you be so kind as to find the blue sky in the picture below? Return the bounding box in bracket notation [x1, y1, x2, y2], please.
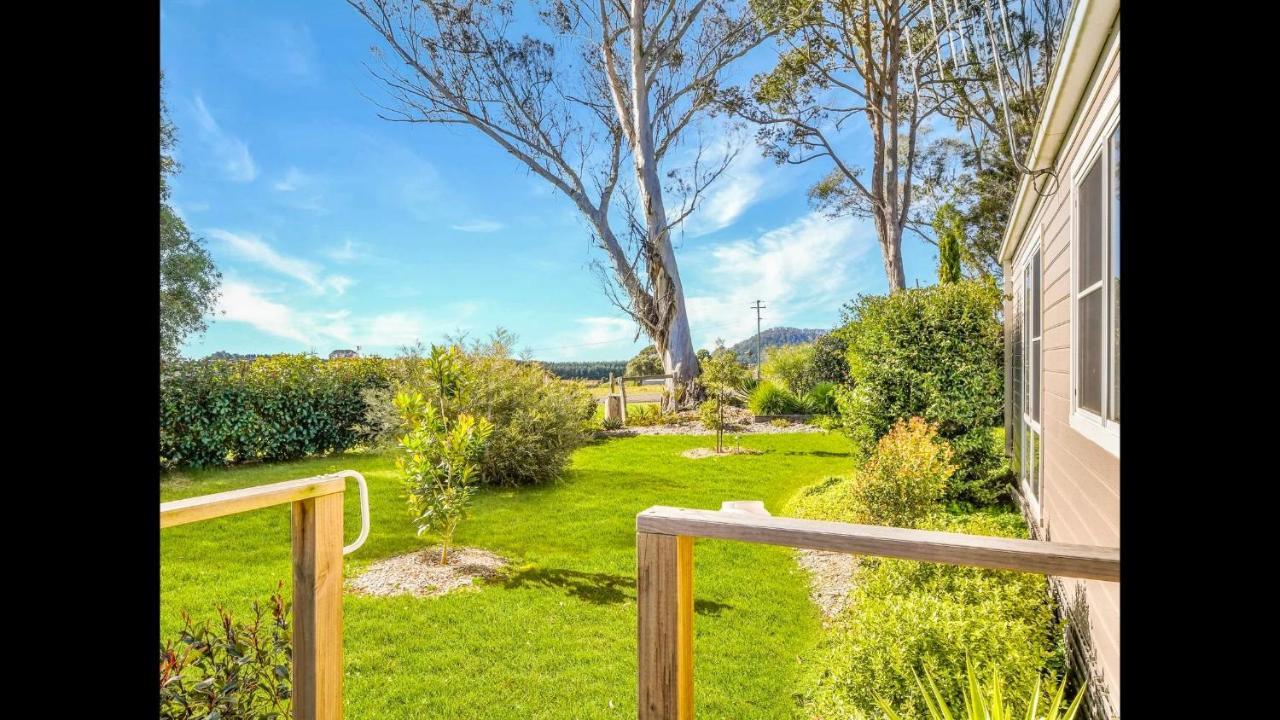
[163, 0, 940, 361]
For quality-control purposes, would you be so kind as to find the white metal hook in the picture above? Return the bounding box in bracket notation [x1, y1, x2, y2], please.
[335, 470, 370, 556]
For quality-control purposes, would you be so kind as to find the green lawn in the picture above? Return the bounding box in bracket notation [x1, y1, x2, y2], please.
[161, 432, 856, 719]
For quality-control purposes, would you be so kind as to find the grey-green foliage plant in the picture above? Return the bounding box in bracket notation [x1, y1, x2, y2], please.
[160, 72, 220, 360]
[700, 343, 750, 452]
[867, 657, 1084, 720]
[836, 280, 1007, 504]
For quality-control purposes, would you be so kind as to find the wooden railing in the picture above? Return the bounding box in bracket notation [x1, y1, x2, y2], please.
[161, 473, 358, 720]
[635, 502, 1121, 720]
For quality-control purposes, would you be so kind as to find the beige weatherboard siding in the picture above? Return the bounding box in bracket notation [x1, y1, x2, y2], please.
[1001, 1, 1119, 718]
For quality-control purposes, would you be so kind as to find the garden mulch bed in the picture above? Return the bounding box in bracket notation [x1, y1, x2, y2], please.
[794, 549, 857, 622]
[598, 406, 827, 437]
[347, 546, 508, 598]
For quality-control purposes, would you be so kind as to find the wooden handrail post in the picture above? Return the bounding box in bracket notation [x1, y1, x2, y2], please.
[292, 493, 345, 720]
[637, 532, 693, 720]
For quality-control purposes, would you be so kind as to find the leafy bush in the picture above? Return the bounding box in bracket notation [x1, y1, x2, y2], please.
[160, 589, 291, 719]
[785, 476, 862, 524]
[836, 280, 1005, 504]
[699, 398, 727, 430]
[762, 343, 819, 396]
[854, 418, 956, 528]
[799, 511, 1058, 720]
[625, 344, 664, 378]
[160, 355, 390, 469]
[812, 330, 850, 384]
[748, 380, 806, 415]
[868, 658, 1084, 720]
[805, 381, 838, 414]
[770, 418, 792, 428]
[700, 343, 751, 450]
[395, 356, 494, 564]
[367, 333, 592, 487]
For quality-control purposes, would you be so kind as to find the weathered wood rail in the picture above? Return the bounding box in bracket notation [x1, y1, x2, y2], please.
[635, 502, 1120, 720]
[161, 472, 360, 720]
[608, 372, 676, 424]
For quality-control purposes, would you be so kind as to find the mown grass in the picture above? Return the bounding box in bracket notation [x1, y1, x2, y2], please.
[161, 432, 855, 719]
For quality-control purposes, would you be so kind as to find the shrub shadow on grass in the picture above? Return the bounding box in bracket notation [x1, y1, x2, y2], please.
[500, 565, 732, 615]
[776, 450, 852, 458]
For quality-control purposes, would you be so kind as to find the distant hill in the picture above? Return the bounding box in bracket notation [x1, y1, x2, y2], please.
[728, 327, 827, 365]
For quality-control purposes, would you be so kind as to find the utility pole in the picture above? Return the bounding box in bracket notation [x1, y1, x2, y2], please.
[750, 300, 766, 381]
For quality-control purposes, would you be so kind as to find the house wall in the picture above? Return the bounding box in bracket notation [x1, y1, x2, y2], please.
[1003, 25, 1120, 720]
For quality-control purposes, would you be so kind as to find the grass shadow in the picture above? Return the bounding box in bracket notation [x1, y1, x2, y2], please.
[500, 565, 733, 616]
[776, 450, 852, 458]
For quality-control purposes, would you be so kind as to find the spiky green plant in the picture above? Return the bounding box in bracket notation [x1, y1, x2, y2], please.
[868, 658, 1085, 720]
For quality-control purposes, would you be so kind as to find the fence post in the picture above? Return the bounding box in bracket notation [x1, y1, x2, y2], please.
[292, 493, 345, 720]
[637, 532, 693, 720]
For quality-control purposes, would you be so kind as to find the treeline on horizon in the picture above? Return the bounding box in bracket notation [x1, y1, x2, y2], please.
[198, 351, 626, 382]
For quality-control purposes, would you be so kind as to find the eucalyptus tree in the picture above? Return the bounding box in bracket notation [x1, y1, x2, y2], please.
[348, 0, 771, 404]
[726, 0, 1066, 289]
[160, 72, 220, 360]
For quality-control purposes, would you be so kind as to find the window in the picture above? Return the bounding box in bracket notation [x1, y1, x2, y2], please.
[1073, 125, 1120, 447]
[1017, 244, 1042, 513]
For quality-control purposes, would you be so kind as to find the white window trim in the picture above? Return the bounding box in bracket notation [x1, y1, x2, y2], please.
[1015, 232, 1043, 520]
[1068, 102, 1120, 458]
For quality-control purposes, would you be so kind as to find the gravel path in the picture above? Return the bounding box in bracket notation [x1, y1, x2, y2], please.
[795, 549, 857, 621]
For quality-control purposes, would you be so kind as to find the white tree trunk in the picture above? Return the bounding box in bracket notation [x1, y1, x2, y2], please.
[628, 0, 700, 405]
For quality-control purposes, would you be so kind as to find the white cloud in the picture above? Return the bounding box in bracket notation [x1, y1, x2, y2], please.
[451, 219, 505, 233]
[191, 95, 258, 182]
[208, 229, 353, 294]
[534, 316, 646, 361]
[685, 212, 877, 349]
[685, 151, 768, 236]
[273, 167, 312, 192]
[216, 280, 312, 344]
[325, 239, 362, 263]
[214, 279, 472, 353]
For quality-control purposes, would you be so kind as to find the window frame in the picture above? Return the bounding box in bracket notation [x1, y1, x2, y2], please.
[1069, 103, 1120, 457]
[1012, 233, 1043, 520]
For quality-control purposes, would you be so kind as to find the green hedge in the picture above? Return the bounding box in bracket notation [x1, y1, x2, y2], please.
[835, 280, 1009, 504]
[159, 355, 390, 468]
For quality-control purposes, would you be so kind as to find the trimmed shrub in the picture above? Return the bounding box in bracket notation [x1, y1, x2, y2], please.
[798, 511, 1058, 720]
[854, 418, 956, 528]
[811, 330, 850, 384]
[748, 380, 806, 415]
[836, 280, 1006, 504]
[368, 337, 593, 487]
[160, 589, 291, 719]
[159, 355, 390, 469]
[762, 343, 819, 396]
